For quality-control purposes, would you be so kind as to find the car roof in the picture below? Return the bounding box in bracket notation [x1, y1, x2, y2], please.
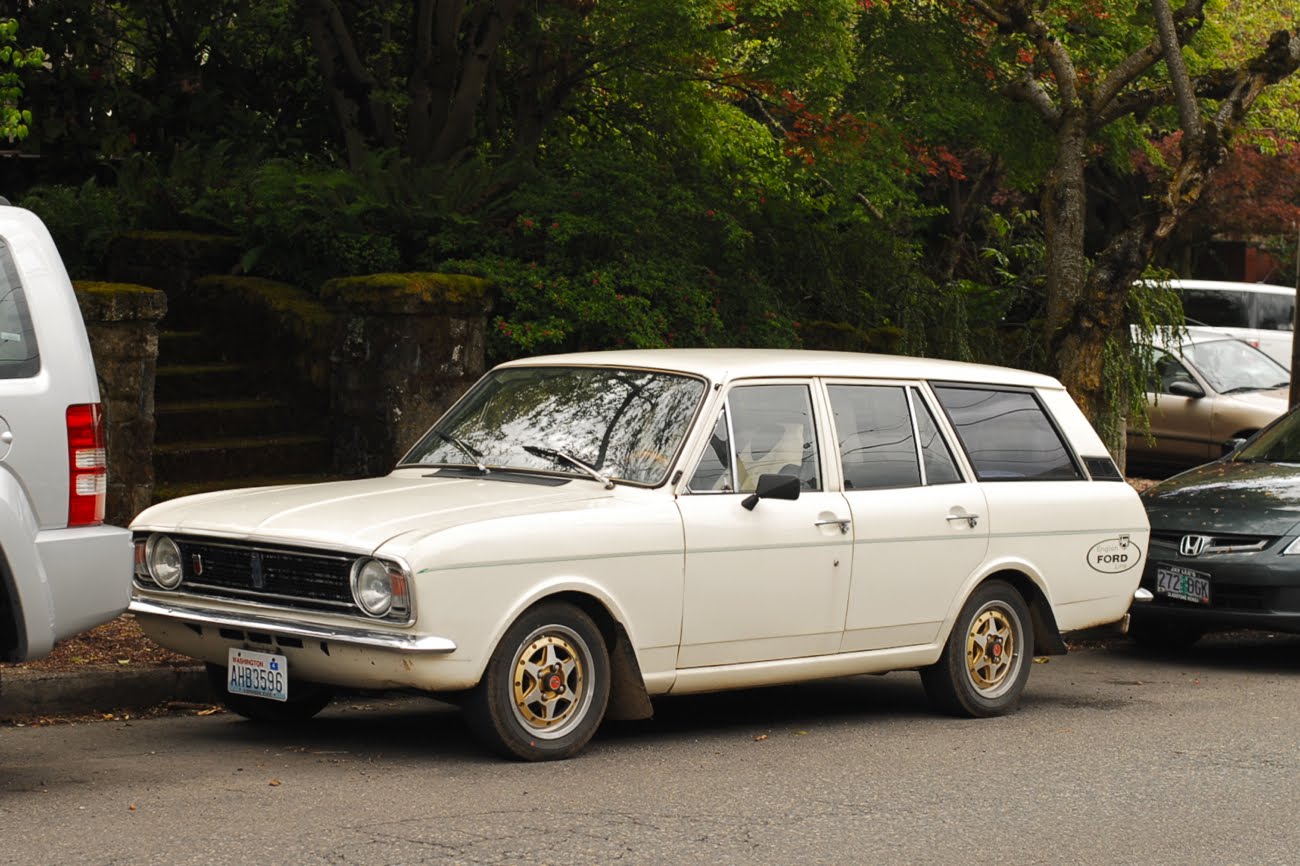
[495, 348, 1064, 390]
[1145, 278, 1295, 296]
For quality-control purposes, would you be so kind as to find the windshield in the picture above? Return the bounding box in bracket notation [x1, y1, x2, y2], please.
[1235, 406, 1300, 464]
[1185, 339, 1289, 394]
[401, 365, 707, 485]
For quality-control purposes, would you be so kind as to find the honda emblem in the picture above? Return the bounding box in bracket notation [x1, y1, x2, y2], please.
[1179, 535, 1210, 557]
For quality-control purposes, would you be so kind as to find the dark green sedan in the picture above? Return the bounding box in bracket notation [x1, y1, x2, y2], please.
[1135, 405, 1300, 648]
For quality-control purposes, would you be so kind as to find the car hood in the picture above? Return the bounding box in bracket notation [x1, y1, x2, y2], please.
[132, 472, 615, 552]
[1142, 459, 1300, 536]
[1219, 387, 1289, 413]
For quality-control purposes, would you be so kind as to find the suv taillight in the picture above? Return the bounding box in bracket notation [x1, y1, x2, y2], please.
[67, 403, 107, 527]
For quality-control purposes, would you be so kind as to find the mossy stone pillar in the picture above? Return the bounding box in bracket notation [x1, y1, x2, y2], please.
[323, 273, 493, 476]
[73, 282, 168, 524]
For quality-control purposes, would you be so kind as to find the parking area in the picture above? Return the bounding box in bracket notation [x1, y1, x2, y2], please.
[3, 633, 1298, 865]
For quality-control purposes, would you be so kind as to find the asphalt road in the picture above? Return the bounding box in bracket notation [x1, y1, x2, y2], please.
[2, 635, 1298, 866]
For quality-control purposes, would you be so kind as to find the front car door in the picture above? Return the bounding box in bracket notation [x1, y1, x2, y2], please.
[1128, 349, 1217, 465]
[676, 381, 854, 668]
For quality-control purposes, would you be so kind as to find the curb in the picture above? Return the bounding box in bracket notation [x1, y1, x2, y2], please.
[0, 665, 211, 719]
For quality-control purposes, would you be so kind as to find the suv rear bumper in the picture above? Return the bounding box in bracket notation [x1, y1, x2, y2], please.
[26, 524, 133, 655]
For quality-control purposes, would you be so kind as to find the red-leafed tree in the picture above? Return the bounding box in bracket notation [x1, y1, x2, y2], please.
[960, 0, 1300, 446]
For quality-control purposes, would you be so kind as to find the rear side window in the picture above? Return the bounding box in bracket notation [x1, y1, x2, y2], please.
[827, 384, 963, 490]
[828, 384, 920, 490]
[932, 385, 1081, 482]
[0, 239, 39, 379]
[1180, 288, 1249, 329]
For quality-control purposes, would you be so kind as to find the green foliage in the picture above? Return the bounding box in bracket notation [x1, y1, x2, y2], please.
[0, 18, 44, 142]
[17, 181, 136, 278]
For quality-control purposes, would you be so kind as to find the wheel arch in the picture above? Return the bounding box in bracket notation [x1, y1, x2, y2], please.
[504, 589, 654, 722]
[983, 568, 1066, 656]
[0, 544, 25, 661]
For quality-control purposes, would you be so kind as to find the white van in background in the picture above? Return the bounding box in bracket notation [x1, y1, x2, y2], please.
[1161, 278, 1296, 370]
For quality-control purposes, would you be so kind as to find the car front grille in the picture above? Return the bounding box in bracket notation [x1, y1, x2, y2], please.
[138, 536, 358, 615]
[1149, 530, 1273, 555]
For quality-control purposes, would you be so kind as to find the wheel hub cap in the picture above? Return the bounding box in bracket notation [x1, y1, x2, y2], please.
[966, 607, 1017, 694]
[512, 634, 584, 731]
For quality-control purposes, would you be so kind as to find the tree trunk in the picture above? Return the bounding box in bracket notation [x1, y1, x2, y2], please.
[1041, 114, 1094, 405]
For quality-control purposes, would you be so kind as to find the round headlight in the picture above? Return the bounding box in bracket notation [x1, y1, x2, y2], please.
[352, 558, 394, 617]
[147, 534, 183, 589]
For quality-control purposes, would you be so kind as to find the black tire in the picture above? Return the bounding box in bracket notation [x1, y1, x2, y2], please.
[205, 662, 334, 723]
[1128, 619, 1204, 651]
[465, 602, 610, 761]
[921, 580, 1033, 718]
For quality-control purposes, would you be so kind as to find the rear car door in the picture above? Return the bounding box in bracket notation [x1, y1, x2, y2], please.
[825, 380, 990, 652]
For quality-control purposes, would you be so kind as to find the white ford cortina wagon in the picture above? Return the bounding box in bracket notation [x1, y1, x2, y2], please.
[130, 349, 1150, 760]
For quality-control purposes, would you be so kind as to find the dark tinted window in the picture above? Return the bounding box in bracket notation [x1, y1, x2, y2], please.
[0, 239, 39, 379]
[1252, 293, 1294, 331]
[1181, 288, 1249, 328]
[932, 385, 1081, 481]
[828, 385, 920, 490]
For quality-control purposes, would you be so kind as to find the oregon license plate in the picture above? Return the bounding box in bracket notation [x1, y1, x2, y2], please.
[227, 648, 288, 702]
[1155, 563, 1211, 604]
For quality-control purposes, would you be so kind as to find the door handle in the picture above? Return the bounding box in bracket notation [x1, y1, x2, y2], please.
[0, 431, 11, 445]
[815, 517, 851, 534]
[946, 513, 979, 528]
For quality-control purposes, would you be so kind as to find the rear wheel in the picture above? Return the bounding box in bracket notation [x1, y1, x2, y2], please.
[921, 580, 1033, 717]
[205, 662, 334, 723]
[465, 602, 610, 761]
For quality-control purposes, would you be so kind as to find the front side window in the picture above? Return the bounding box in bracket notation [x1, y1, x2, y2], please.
[1153, 350, 1197, 394]
[690, 383, 821, 493]
[933, 385, 1081, 482]
[402, 365, 706, 485]
[1251, 292, 1294, 331]
[0, 239, 39, 379]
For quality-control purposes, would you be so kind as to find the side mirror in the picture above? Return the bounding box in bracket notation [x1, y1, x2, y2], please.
[1222, 437, 1248, 455]
[741, 473, 801, 511]
[1168, 380, 1204, 399]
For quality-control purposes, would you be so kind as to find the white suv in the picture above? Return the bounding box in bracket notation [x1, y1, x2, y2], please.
[0, 203, 132, 661]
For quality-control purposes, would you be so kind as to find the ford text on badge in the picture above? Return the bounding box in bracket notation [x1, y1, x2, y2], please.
[1088, 536, 1141, 573]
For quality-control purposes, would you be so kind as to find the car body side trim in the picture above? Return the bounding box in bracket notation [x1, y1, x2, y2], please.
[129, 597, 457, 654]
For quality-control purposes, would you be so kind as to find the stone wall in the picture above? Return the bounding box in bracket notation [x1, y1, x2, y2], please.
[323, 273, 494, 476]
[73, 282, 167, 525]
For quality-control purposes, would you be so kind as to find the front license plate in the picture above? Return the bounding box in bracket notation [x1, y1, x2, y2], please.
[1155, 563, 1211, 604]
[227, 647, 288, 702]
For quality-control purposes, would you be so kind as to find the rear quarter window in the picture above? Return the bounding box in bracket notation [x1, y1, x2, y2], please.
[931, 384, 1082, 482]
[0, 239, 39, 379]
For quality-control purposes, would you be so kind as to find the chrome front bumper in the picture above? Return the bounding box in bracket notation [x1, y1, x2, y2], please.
[129, 597, 458, 654]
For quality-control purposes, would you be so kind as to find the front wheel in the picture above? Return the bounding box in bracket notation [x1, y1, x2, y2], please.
[466, 602, 610, 761]
[921, 580, 1033, 717]
[204, 662, 334, 723]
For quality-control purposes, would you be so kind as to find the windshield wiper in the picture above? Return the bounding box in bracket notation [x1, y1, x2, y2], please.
[523, 445, 614, 489]
[437, 432, 489, 474]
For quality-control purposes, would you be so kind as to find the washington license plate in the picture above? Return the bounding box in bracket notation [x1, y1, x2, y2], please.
[1155, 564, 1211, 604]
[227, 648, 288, 702]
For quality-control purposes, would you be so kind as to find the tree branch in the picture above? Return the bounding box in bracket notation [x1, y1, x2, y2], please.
[1153, 0, 1202, 147]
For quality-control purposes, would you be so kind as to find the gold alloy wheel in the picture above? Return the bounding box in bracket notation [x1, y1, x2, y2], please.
[509, 625, 593, 739]
[965, 602, 1021, 698]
